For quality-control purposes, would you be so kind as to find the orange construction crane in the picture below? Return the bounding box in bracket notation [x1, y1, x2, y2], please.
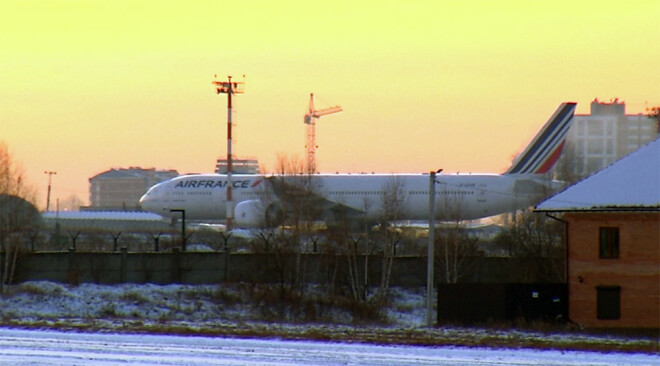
[304, 93, 342, 174]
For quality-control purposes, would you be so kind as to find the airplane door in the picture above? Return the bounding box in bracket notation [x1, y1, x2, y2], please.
[477, 184, 487, 203]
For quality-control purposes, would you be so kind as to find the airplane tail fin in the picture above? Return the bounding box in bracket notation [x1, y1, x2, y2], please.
[505, 102, 576, 175]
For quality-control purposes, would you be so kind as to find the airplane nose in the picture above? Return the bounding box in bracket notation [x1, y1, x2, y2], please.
[138, 193, 150, 210]
[139, 190, 158, 212]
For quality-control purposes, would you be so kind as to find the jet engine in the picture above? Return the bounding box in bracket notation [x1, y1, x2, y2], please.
[234, 200, 285, 228]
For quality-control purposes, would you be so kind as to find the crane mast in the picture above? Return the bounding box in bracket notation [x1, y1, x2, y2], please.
[304, 93, 342, 174]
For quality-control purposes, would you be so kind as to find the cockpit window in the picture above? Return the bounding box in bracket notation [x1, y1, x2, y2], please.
[145, 186, 160, 196]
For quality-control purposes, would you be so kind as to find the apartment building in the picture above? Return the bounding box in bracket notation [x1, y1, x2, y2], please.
[559, 99, 658, 180]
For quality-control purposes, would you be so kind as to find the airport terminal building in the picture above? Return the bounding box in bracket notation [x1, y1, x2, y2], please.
[88, 167, 178, 210]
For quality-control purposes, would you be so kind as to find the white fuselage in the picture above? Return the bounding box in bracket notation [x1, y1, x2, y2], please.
[140, 173, 562, 224]
[140, 103, 576, 227]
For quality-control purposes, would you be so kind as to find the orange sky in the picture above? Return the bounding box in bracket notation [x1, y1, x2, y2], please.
[1, 0, 659, 210]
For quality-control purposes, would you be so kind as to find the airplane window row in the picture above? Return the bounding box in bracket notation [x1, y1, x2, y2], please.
[238, 191, 261, 197]
[186, 191, 212, 196]
[408, 190, 475, 195]
[328, 191, 385, 196]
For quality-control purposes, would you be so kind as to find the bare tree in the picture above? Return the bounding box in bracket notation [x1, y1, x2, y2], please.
[433, 190, 482, 284]
[553, 140, 583, 184]
[434, 222, 481, 283]
[493, 209, 565, 282]
[60, 194, 83, 212]
[647, 105, 659, 123]
[254, 154, 323, 296]
[0, 142, 37, 204]
[272, 153, 323, 227]
[327, 224, 367, 302]
[374, 176, 407, 299]
[380, 176, 407, 224]
[0, 142, 40, 292]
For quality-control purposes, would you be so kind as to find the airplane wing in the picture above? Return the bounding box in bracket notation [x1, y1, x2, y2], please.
[264, 176, 367, 222]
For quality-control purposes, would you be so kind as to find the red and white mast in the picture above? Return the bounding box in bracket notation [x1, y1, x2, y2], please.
[213, 75, 244, 231]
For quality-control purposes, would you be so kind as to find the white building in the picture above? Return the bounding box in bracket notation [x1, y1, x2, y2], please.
[560, 99, 658, 180]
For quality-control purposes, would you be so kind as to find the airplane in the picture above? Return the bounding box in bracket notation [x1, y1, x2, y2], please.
[139, 102, 576, 228]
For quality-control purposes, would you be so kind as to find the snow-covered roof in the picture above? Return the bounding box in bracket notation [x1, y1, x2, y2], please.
[40, 211, 172, 232]
[536, 138, 660, 212]
[42, 211, 166, 221]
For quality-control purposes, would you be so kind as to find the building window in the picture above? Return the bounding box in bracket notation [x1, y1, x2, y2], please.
[599, 227, 619, 259]
[587, 157, 605, 174]
[596, 286, 621, 320]
[587, 120, 604, 135]
[587, 139, 601, 154]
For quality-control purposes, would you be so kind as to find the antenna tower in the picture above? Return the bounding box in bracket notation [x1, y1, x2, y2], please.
[213, 75, 245, 231]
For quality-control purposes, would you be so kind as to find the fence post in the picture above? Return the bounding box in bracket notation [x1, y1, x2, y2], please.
[67, 247, 79, 285]
[120, 246, 127, 283]
[171, 247, 181, 283]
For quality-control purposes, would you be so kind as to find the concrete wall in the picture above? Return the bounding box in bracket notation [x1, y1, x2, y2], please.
[6, 251, 558, 287]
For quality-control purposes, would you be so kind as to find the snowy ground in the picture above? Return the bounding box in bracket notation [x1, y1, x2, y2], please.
[1, 327, 659, 366]
[0, 281, 658, 364]
[0, 281, 430, 329]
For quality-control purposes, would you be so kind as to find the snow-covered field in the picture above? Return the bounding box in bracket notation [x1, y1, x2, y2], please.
[0, 281, 430, 329]
[0, 281, 658, 365]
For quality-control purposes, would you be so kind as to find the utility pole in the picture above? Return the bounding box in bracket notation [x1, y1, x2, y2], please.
[170, 209, 186, 251]
[427, 171, 436, 327]
[213, 75, 244, 231]
[44, 171, 56, 212]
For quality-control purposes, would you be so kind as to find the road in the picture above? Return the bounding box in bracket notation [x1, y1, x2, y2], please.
[0, 328, 657, 365]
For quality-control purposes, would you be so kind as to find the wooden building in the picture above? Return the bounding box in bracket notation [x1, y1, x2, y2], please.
[537, 139, 659, 329]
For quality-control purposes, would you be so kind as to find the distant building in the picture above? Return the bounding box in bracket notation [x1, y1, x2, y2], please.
[537, 139, 659, 330]
[215, 158, 260, 174]
[558, 98, 658, 181]
[41, 210, 172, 232]
[89, 168, 178, 209]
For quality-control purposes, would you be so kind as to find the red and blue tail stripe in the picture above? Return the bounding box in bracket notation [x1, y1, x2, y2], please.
[505, 102, 576, 175]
